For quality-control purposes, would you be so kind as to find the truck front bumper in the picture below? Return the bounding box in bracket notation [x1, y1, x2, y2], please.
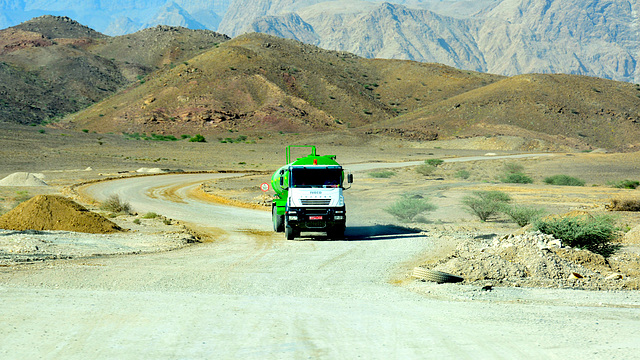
[285, 207, 346, 230]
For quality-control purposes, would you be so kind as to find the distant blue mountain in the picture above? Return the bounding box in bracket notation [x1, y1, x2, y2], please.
[2, 0, 639, 83]
[0, 0, 229, 34]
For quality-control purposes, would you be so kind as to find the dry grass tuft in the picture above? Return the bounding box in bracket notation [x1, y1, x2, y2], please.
[608, 198, 640, 212]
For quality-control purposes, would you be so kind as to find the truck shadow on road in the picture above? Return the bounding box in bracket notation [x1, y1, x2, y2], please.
[292, 225, 424, 242]
[336, 224, 424, 241]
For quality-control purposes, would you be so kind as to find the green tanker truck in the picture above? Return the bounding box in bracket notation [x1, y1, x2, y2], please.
[271, 145, 353, 240]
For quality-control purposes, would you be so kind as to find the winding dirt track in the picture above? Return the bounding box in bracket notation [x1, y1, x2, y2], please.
[1, 171, 640, 359]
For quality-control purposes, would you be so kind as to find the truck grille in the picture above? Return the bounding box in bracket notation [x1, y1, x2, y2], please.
[300, 199, 331, 206]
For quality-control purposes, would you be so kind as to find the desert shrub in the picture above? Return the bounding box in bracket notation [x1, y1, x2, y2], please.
[163, 218, 172, 225]
[100, 195, 132, 214]
[189, 134, 206, 142]
[150, 134, 178, 141]
[143, 212, 158, 219]
[181, 134, 191, 139]
[425, 159, 444, 167]
[500, 172, 533, 184]
[133, 218, 141, 225]
[416, 164, 436, 176]
[503, 205, 546, 227]
[503, 162, 524, 174]
[607, 180, 640, 189]
[455, 170, 470, 180]
[369, 171, 395, 178]
[384, 194, 437, 222]
[544, 175, 585, 186]
[608, 198, 640, 212]
[534, 215, 620, 257]
[14, 190, 31, 203]
[462, 190, 511, 222]
[499, 162, 532, 183]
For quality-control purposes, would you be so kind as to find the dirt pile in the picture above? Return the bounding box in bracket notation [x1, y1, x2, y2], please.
[0, 195, 122, 234]
[425, 231, 637, 290]
[0, 172, 48, 186]
[623, 225, 640, 244]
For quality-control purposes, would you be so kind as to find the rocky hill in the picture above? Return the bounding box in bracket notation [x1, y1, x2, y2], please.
[62, 33, 499, 136]
[383, 73, 640, 150]
[0, 16, 229, 124]
[61, 32, 640, 151]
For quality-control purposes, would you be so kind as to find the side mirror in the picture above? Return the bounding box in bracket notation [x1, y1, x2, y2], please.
[348, 174, 353, 184]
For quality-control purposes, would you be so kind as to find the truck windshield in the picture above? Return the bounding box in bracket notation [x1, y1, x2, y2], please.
[290, 168, 342, 188]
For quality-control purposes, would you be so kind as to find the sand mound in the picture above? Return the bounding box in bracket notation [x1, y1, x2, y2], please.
[0, 195, 122, 234]
[623, 225, 640, 244]
[0, 172, 48, 186]
[426, 231, 634, 290]
[136, 167, 168, 173]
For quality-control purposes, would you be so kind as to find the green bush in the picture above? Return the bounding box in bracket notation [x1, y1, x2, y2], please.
[143, 212, 158, 219]
[133, 218, 141, 225]
[462, 190, 511, 222]
[455, 170, 471, 180]
[150, 134, 178, 141]
[544, 175, 585, 186]
[416, 164, 436, 176]
[181, 134, 191, 139]
[534, 215, 620, 257]
[425, 159, 444, 167]
[503, 205, 546, 227]
[369, 171, 395, 178]
[384, 194, 437, 222]
[500, 172, 533, 184]
[607, 180, 640, 189]
[100, 195, 132, 215]
[189, 134, 206, 142]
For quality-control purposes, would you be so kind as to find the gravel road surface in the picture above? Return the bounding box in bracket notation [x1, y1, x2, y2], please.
[1, 172, 639, 359]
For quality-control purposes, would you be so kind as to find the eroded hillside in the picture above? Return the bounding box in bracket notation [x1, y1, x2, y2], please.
[0, 16, 229, 125]
[62, 33, 499, 136]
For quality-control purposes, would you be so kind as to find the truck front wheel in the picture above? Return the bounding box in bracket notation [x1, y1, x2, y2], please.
[284, 219, 298, 240]
[285, 226, 296, 240]
[272, 206, 284, 232]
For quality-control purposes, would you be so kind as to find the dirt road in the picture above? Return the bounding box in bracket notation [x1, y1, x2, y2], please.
[1, 173, 640, 359]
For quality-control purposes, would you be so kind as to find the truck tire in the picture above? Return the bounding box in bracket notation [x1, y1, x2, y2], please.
[272, 206, 284, 232]
[285, 225, 298, 240]
[412, 267, 463, 284]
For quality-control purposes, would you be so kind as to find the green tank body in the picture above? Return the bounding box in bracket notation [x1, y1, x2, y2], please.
[270, 147, 339, 199]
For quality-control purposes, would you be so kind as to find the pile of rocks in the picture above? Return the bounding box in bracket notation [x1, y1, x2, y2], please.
[429, 231, 633, 290]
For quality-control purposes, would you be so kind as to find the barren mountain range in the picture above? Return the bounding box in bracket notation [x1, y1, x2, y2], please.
[2, 0, 640, 82]
[2, 15, 640, 152]
[224, 0, 640, 83]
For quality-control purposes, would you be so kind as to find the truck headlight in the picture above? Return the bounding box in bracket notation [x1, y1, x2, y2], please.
[337, 195, 344, 207]
[335, 215, 344, 220]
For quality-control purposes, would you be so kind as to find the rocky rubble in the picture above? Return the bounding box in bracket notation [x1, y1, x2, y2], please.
[427, 231, 636, 290]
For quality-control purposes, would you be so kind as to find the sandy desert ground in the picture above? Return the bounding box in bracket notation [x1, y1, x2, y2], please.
[1, 122, 640, 358]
